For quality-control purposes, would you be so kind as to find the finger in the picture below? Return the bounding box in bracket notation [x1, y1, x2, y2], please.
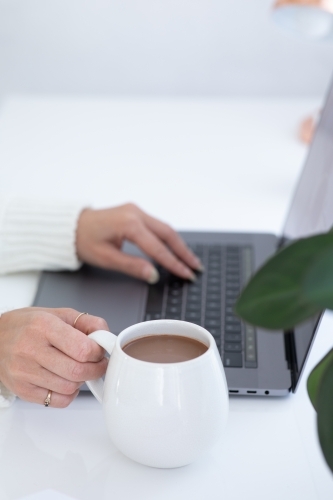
[126, 222, 197, 281]
[39, 313, 107, 363]
[35, 344, 109, 382]
[142, 214, 203, 271]
[17, 383, 80, 408]
[37, 308, 110, 335]
[91, 244, 161, 283]
[26, 364, 82, 395]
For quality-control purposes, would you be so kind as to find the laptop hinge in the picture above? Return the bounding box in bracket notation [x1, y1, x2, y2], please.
[277, 236, 290, 251]
[284, 330, 298, 392]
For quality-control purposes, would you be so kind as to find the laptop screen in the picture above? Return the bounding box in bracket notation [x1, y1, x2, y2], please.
[282, 76, 333, 391]
[283, 78, 333, 240]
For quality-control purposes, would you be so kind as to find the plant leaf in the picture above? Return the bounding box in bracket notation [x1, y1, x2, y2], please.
[307, 348, 333, 411]
[303, 247, 333, 309]
[316, 359, 333, 474]
[235, 233, 333, 330]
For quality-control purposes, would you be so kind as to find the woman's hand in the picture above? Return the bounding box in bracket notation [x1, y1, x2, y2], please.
[0, 308, 109, 408]
[76, 203, 202, 283]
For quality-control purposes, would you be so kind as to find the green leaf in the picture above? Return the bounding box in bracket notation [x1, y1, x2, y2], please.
[307, 348, 333, 411]
[303, 248, 333, 309]
[316, 359, 333, 474]
[235, 233, 333, 330]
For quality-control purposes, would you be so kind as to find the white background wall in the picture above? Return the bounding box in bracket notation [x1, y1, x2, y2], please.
[0, 0, 332, 97]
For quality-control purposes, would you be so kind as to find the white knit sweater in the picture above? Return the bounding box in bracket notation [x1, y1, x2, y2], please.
[0, 197, 85, 408]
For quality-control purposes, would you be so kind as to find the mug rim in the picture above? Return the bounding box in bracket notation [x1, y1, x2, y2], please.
[115, 319, 215, 367]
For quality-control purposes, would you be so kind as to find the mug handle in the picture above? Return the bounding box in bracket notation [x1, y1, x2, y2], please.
[85, 330, 117, 403]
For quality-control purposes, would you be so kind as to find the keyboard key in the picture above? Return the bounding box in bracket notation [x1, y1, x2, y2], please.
[207, 293, 221, 302]
[205, 319, 221, 327]
[224, 352, 242, 368]
[205, 310, 221, 319]
[208, 262, 221, 269]
[225, 306, 234, 314]
[187, 294, 201, 302]
[167, 295, 182, 303]
[165, 313, 181, 320]
[206, 327, 221, 338]
[225, 319, 241, 327]
[245, 324, 257, 367]
[224, 343, 242, 352]
[225, 324, 241, 333]
[226, 280, 240, 287]
[225, 333, 242, 342]
[185, 311, 201, 320]
[225, 314, 238, 322]
[208, 277, 220, 285]
[206, 302, 220, 311]
[145, 313, 162, 321]
[186, 302, 201, 311]
[166, 306, 182, 314]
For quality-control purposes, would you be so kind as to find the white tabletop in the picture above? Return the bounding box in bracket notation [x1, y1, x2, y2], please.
[0, 95, 333, 500]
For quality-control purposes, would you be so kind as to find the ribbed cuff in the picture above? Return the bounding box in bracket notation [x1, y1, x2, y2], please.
[0, 381, 16, 408]
[0, 198, 86, 274]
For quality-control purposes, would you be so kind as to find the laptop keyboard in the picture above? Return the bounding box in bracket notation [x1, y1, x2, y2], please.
[144, 244, 257, 368]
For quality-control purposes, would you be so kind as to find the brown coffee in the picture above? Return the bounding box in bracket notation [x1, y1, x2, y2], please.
[122, 334, 208, 363]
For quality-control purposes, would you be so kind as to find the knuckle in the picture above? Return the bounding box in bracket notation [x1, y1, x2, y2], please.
[75, 341, 92, 363]
[60, 380, 80, 396]
[57, 394, 76, 409]
[70, 360, 85, 381]
[93, 317, 109, 331]
[163, 223, 174, 239]
[29, 313, 48, 333]
[124, 202, 138, 213]
[125, 216, 140, 237]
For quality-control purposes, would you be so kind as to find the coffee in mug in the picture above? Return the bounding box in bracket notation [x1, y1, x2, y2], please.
[122, 334, 208, 363]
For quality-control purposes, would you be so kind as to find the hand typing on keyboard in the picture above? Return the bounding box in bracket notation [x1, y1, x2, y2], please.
[76, 203, 203, 284]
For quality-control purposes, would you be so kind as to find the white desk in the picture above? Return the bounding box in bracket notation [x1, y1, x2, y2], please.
[0, 96, 333, 500]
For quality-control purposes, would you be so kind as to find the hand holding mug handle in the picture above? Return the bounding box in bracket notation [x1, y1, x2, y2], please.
[86, 330, 117, 403]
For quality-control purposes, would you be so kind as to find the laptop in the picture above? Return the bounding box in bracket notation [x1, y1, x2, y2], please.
[33, 79, 333, 397]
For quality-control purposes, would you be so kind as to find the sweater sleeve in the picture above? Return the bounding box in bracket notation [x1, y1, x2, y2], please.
[0, 197, 86, 274]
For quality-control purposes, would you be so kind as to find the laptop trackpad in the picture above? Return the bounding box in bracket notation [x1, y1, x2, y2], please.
[33, 264, 147, 335]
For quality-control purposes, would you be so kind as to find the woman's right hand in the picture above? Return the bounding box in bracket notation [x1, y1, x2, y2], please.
[0, 307, 109, 408]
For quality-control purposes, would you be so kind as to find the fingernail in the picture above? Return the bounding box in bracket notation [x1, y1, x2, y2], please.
[145, 267, 160, 284]
[193, 256, 204, 272]
[186, 270, 197, 282]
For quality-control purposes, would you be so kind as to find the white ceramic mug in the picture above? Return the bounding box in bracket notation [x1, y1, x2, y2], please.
[86, 320, 229, 468]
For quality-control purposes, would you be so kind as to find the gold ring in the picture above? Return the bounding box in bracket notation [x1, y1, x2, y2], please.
[44, 390, 52, 407]
[73, 312, 88, 328]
